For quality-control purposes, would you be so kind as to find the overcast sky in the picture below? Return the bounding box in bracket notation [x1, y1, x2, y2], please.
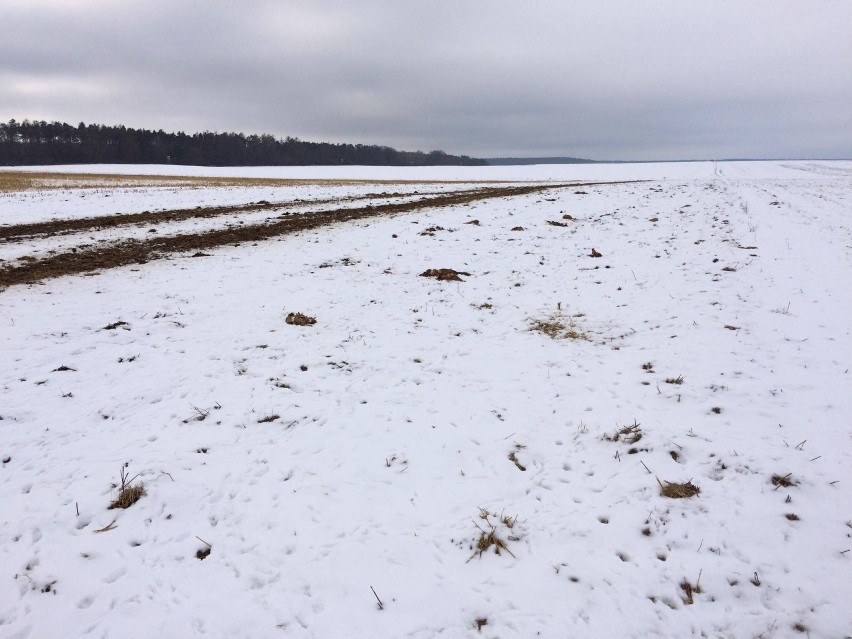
[2, 0, 851, 160]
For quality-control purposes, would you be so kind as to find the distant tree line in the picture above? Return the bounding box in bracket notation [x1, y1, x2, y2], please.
[0, 119, 486, 167]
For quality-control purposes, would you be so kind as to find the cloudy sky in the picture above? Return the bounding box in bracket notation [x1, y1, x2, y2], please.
[2, 0, 850, 160]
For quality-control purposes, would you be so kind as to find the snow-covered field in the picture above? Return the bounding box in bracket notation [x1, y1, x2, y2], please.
[1, 161, 850, 638]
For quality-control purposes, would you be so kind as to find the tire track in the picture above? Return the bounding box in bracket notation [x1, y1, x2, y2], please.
[0, 181, 644, 289]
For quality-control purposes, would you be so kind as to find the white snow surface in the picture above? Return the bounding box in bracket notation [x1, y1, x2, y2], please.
[1, 162, 851, 638]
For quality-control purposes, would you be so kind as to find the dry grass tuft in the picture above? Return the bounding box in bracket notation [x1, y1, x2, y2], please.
[529, 312, 589, 341]
[286, 312, 316, 326]
[467, 509, 520, 562]
[604, 420, 643, 444]
[665, 375, 685, 385]
[657, 477, 700, 499]
[771, 473, 797, 488]
[108, 466, 146, 510]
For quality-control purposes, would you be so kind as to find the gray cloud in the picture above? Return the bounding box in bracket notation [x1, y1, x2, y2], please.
[2, 0, 850, 160]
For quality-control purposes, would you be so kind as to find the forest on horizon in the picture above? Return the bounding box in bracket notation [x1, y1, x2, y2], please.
[0, 119, 487, 167]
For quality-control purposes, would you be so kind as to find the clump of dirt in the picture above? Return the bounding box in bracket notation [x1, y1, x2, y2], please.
[562, 214, 574, 220]
[102, 321, 130, 330]
[420, 268, 471, 282]
[286, 312, 316, 326]
[546, 220, 569, 227]
[511, 226, 525, 231]
[465, 219, 480, 225]
[657, 477, 700, 499]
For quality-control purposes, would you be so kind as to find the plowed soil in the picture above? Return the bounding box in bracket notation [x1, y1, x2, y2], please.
[0, 183, 563, 288]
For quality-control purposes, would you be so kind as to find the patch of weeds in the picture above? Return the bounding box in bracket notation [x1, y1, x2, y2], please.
[665, 375, 684, 385]
[52, 365, 76, 372]
[771, 473, 797, 488]
[285, 312, 316, 326]
[466, 509, 521, 562]
[109, 466, 145, 510]
[103, 320, 130, 330]
[711, 407, 722, 414]
[642, 362, 654, 371]
[258, 414, 280, 423]
[420, 268, 471, 282]
[510, 226, 524, 231]
[785, 513, 800, 521]
[529, 312, 589, 341]
[473, 302, 493, 310]
[604, 420, 642, 444]
[546, 220, 568, 227]
[657, 477, 700, 499]
[475, 618, 488, 632]
[465, 219, 480, 225]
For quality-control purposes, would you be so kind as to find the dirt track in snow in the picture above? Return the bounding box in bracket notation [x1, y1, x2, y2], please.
[0, 181, 643, 288]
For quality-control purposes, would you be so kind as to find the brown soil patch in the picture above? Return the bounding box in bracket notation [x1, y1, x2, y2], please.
[420, 268, 471, 282]
[285, 312, 316, 326]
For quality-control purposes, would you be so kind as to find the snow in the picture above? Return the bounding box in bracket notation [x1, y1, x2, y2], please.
[1, 162, 851, 638]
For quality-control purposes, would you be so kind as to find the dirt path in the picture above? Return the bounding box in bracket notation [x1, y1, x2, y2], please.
[0, 181, 643, 289]
[0, 188, 482, 242]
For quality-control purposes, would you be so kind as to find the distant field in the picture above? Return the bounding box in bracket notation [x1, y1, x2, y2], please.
[0, 170, 514, 193]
